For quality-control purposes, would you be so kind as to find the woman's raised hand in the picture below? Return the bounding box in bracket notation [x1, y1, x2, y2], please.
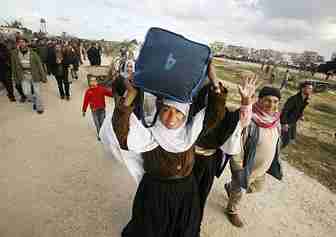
[238, 74, 257, 105]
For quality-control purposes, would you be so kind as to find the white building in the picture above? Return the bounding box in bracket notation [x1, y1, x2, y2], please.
[281, 53, 294, 65]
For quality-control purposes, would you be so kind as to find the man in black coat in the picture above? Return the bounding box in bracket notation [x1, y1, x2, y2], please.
[37, 38, 49, 75]
[0, 39, 16, 101]
[281, 81, 313, 148]
[46, 41, 57, 76]
[87, 43, 101, 66]
[0, 38, 27, 102]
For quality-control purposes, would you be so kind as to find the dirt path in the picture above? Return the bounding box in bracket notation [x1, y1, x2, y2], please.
[0, 59, 335, 237]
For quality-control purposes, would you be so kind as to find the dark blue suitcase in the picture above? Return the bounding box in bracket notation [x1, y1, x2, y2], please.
[134, 27, 211, 103]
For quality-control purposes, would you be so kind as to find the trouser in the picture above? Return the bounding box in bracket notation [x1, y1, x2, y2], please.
[0, 69, 15, 99]
[40, 63, 48, 75]
[226, 154, 266, 214]
[270, 74, 276, 84]
[70, 68, 78, 80]
[55, 75, 70, 97]
[280, 79, 288, 90]
[281, 123, 297, 148]
[15, 83, 26, 99]
[21, 79, 43, 111]
[92, 108, 106, 136]
[71, 59, 79, 80]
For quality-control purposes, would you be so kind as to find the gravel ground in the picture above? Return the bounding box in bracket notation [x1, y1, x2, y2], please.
[0, 59, 335, 237]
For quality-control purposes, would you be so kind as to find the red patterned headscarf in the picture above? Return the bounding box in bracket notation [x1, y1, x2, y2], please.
[252, 102, 281, 128]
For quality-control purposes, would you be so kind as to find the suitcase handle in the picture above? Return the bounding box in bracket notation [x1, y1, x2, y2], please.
[136, 89, 160, 128]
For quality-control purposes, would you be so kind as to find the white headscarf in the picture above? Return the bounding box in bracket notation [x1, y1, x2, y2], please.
[127, 99, 206, 153]
[120, 60, 135, 79]
[162, 99, 190, 116]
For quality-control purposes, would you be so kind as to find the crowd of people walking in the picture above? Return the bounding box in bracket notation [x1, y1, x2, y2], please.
[0, 32, 107, 111]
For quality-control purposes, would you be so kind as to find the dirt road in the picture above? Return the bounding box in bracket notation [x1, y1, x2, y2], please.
[0, 60, 335, 237]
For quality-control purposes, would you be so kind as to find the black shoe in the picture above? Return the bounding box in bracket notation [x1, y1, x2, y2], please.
[66, 96, 70, 101]
[9, 97, 16, 102]
[61, 95, 65, 100]
[37, 110, 44, 114]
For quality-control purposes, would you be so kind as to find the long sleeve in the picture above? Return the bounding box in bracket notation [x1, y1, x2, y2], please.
[10, 53, 15, 80]
[102, 87, 113, 97]
[112, 98, 134, 150]
[11, 51, 17, 82]
[191, 84, 228, 132]
[280, 96, 296, 124]
[33, 52, 47, 82]
[197, 90, 251, 150]
[82, 90, 90, 112]
[239, 104, 252, 128]
[113, 76, 127, 97]
[203, 86, 228, 131]
[219, 105, 251, 155]
[195, 85, 237, 149]
[197, 109, 240, 149]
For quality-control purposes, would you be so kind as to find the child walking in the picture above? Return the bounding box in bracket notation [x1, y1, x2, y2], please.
[82, 77, 113, 140]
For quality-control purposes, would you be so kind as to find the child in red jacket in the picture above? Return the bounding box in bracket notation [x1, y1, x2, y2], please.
[82, 77, 113, 140]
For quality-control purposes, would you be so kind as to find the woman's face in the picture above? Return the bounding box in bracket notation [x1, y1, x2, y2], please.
[55, 45, 62, 51]
[126, 62, 133, 74]
[302, 85, 313, 98]
[259, 96, 280, 113]
[159, 105, 186, 129]
[89, 78, 98, 88]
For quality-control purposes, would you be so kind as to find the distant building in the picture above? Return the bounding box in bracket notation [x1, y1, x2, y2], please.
[215, 41, 324, 67]
[0, 26, 23, 36]
[281, 53, 294, 66]
[301, 51, 324, 66]
[287, 52, 303, 67]
[224, 45, 249, 58]
[247, 48, 283, 63]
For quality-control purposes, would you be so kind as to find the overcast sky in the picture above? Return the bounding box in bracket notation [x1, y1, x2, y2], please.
[2, 0, 335, 59]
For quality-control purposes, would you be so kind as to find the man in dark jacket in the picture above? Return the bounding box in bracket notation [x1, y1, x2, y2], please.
[281, 81, 313, 148]
[37, 38, 49, 75]
[0, 38, 16, 102]
[0, 36, 27, 102]
[46, 40, 57, 76]
[12, 38, 46, 113]
[87, 43, 101, 66]
[97, 44, 102, 65]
